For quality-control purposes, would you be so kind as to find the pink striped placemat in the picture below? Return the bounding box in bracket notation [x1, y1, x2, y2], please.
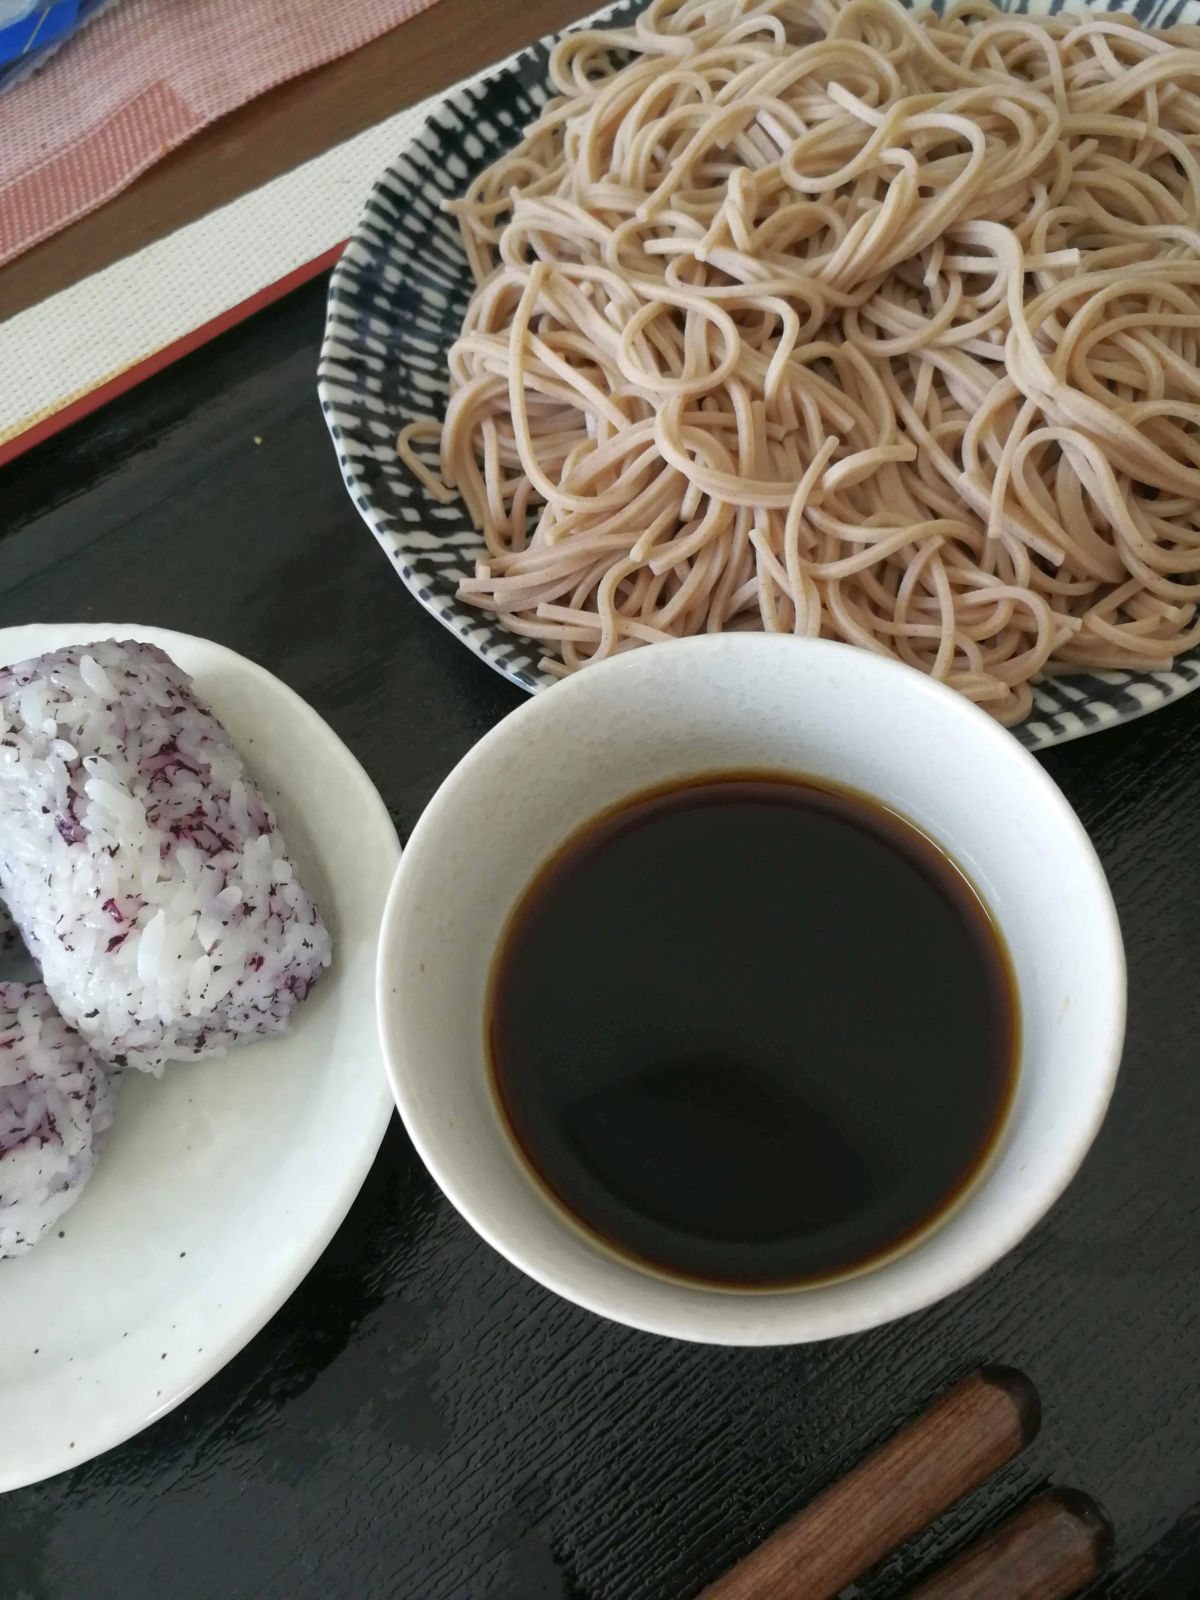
[0, 0, 442, 269]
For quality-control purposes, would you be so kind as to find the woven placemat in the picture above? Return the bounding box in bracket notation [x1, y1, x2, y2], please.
[0, 0, 442, 266]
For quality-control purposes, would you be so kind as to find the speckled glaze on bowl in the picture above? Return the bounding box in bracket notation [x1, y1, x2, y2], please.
[377, 635, 1125, 1344]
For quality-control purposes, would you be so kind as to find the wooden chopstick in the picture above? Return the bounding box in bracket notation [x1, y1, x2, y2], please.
[906, 1489, 1114, 1599]
[697, 1367, 1040, 1600]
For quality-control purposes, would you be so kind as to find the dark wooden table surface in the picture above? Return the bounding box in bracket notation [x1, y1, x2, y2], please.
[0, 274, 1197, 1600]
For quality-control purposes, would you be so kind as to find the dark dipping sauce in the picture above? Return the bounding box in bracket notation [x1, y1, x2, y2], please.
[487, 772, 1019, 1289]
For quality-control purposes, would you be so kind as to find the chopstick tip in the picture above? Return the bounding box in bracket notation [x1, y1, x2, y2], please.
[977, 1364, 1042, 1446]
[1047, 1487, 1116, 1566]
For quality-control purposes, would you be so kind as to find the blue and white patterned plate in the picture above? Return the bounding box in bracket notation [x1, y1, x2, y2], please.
[318, 0, 1200, 752]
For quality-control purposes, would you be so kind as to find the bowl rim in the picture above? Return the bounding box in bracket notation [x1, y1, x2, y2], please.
[376, 634, 1126, 1344]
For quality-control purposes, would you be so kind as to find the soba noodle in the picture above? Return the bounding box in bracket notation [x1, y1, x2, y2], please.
[399, 0, 1200, 723]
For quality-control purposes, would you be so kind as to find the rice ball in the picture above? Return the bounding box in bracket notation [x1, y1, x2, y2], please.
[0, 982, 115, 1259]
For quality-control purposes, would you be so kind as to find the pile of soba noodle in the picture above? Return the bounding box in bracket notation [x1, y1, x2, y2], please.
[399, 0, 1200, 723]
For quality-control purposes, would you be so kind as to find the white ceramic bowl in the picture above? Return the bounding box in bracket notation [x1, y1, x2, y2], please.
[378, 636, 1125, 1344]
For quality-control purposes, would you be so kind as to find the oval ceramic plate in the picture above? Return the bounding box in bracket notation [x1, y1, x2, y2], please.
[319, 0, 1200, 753]
[0, 623, 397, 1492]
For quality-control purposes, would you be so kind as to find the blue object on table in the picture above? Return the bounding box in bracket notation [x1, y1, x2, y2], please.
[0, 0, 112, 91]
[0, 2, 80, 65]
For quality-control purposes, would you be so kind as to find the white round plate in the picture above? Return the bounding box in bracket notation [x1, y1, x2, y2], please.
[0, 623, 397, 1492]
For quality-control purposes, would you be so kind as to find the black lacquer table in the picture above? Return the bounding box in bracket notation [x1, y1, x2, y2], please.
[0, 276, 1196, 1600]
